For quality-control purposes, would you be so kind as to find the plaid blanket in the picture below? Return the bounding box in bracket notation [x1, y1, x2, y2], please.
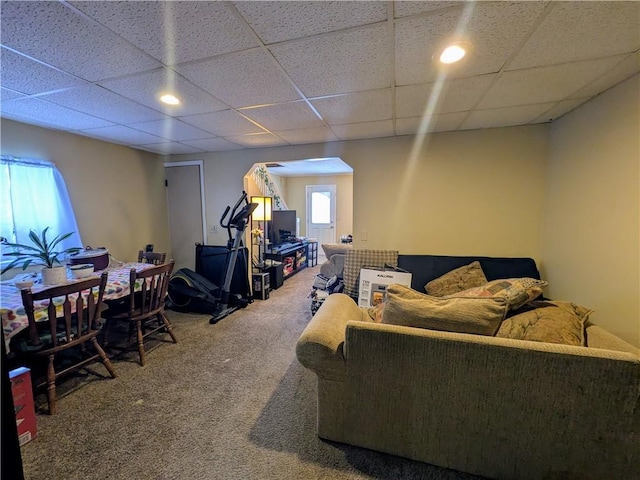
[343, 249, 399, 298]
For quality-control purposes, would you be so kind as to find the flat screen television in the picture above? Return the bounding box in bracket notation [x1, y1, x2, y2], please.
[269, 210, 297, 246]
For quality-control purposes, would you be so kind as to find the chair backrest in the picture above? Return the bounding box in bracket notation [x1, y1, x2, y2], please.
[138, 250, 167, 265]
[127, 260, 175, 319]
[21, 272, 109, 350]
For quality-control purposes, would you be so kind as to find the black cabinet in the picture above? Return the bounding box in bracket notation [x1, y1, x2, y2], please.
[265, 241, 309, 280]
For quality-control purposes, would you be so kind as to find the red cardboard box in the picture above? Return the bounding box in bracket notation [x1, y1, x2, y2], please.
[9, 367, 37, 446]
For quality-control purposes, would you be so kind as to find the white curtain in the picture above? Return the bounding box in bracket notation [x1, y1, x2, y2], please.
[0, 156, 83, 251]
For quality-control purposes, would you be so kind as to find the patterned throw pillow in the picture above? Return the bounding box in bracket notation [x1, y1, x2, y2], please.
[444, 277, 547, 311]
[496, 300, 592, 346]
[425, 261, 488, 296]
[381, 284, 508, 336]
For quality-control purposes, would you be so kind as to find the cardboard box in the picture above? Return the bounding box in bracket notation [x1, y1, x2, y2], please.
[9, 367, 37, 446]
[358, 266, 413, 307]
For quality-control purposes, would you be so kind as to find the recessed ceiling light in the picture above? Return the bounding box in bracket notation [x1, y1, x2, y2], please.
[439, 44, 467, 64]
[160, 94, 180, 105]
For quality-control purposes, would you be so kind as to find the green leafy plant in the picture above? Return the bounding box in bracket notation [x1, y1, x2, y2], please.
[1, 227, 81, 275]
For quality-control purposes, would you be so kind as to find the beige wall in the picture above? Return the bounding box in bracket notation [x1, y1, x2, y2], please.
[542, 74, 640, 346]
[0, 119, 170, 262]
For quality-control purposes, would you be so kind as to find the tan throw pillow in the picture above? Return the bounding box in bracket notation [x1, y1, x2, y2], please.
[444, 277, 547, 311]
[381, 284, 508, 336]
[425, 261, 488, 296]
[496, 300, 592, 346]
[321, 243, 352, 259]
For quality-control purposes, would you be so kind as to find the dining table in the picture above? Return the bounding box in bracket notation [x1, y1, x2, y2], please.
[1, 262, 156, 350]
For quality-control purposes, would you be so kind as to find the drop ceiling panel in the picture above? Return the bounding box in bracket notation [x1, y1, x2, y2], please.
[239, 101, 324, 131]
[478, 56, 628, 109]
[569, 52, 640, 99]
[99, 69, 228, 116]
[311, 89, 392, 124]
[1, 97, 114, 130]
[274, 126, 339, 144]
[395, 2, 544, 85]
[39, 84, 167, 124]
[70, 1, 258, 65]
[175, 49, 302, 108]
[0, 87, 24, 102]
[0, 1, 161, 82]
[396, 74, 495, 118]
[533, 98, 589, 123]
[331, 120, 395, 141]
[395, 112, 467, 135]
[234, 1, 387, 44]
[460, 104, 556, 130]
[224, 132, 288, 148]
[1, 48, 88, 95]
[270, 23, 391, 97]
[394, 1, 462, 18]
[129, 118, 213, 142]
[80, 125, 165, 145]
[132, 142, 204, 155]
[181, 137, 244, 152]
[507, 2, 640, 71]
[179, 109, 267, 137]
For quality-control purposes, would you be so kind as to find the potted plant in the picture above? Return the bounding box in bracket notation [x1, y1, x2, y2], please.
[1, 227, 82, 285]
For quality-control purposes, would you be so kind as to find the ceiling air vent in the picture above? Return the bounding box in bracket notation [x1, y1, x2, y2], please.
[265, 163, 283, 168]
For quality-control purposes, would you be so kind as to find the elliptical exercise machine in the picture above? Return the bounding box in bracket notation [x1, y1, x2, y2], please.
[167, 191, 258, 324]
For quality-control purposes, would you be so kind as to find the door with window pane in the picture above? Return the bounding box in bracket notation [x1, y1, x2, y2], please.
[306, 185, 336, 246]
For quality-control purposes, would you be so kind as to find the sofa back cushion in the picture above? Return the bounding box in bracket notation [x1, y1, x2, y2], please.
[381, 284, 508, 336]
[321, 243, 352, 259]
[398, 255, 541, 292]
[343, 249, 399, 298]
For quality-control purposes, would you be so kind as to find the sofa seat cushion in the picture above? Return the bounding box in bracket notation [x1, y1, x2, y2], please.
[444, 277, 547, 311]
[381, 284, 508, 336]
[496, 300, 592, 346]
[425, 261, 488, 296]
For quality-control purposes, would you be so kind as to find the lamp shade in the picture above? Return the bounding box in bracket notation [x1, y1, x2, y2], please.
[251, 196, 272, 221]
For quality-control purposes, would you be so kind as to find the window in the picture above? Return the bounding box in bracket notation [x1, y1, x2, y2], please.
[0, 156, 82, 262]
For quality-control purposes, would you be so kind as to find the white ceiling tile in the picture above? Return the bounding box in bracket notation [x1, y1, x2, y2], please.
[179, 110, 267, 137]
[394, 1, 462, 18]
[131, 142, 204, 155]
[38, 84, 166, 124]
[239, 101, 324, 131]
[478, 56, 628, 109]
[396, 74, 495, 118]
[569, 52, 640, 100]
[80, 125, 165, 145]
[175, 49, 302, 108]
[460, 104, 556, 131]
[311, 89, 392, 124]
[533, 98, 590, 123]
[1, 47, 87, 95]
[0, 97, 114, 130]
[181, 137, 245, 152]
[99, 69, 229, 116]
[270, 23, 391, 97]
[70, 1, 258, 65]
[0, 87, 26, 102]
[129, 118, 213, 142]
[234, 1, 387, 44]
[507, 2, 640, 70]
[223, 132, 288, 148]
[395, 112, 467, 135]
[0, 1, 161, 82]
[395, 2, 544, 85]
[274, 126, 339, 145]
[331, 120, 395, 141]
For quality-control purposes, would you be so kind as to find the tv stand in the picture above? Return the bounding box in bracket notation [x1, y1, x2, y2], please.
[266, 241, 308, 280]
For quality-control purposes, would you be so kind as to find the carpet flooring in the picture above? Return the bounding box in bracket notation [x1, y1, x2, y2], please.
[18, 264, 484, 480]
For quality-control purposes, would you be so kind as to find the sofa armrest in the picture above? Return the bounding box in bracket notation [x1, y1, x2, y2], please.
[585, 322, 640, 355]
[296, 293, 363, 381]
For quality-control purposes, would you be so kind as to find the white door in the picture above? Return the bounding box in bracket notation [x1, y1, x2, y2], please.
[306, 185, 336, 245]
[164, 161, 207, 271]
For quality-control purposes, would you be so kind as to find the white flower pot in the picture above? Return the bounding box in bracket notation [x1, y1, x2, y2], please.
[41, 266, 68, 285]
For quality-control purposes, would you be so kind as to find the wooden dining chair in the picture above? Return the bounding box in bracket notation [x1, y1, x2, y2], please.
[104, 260, 177, 366]
[137, 250, 167, 265]
[19, 271, 117, 414]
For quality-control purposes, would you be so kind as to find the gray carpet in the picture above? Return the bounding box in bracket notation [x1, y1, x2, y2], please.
[20, 265, 483, 480]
